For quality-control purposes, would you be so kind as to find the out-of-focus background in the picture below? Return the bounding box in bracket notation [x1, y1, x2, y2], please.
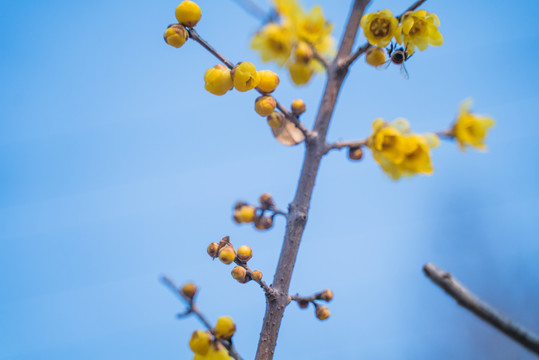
[1, 0, 538, 359]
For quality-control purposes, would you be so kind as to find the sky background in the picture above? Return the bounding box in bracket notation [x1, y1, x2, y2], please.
[1, 0, 539, 359]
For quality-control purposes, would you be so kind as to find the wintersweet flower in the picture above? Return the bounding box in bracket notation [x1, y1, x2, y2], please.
[288, 61, 314, 85]
[204, 65, 233, 96]
[296, 6, 333, 45]
[360, 10, 398, 47]
[175, 0, 201, 28]
[453, 99, 495, 151]
[251, 23, 294, 65]
[232, 62, 260, 92]
[163, 25, 189, 48]
[395, 10, 443, 55]
[214, 316, 236, 340]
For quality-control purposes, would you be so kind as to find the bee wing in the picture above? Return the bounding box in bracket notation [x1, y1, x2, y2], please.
[377, 60, 392, 70]
[400, 64, 409, 80]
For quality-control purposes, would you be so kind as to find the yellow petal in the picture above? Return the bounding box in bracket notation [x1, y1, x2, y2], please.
[427, 25, 443, 46]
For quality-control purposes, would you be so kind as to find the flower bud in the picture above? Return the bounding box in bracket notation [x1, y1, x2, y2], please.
[204, 64, 233, 96]
[231, 266, 248, 283]
[318, 289, 333, 302]
[256, 70, 280, 94]
[235, 205, 256, 223]
[288, 61, 313, 85]
[315, 305, 330, 320]
[251, 270, 263, 282]
[348, 146, 363, 161]
[189, 330, 212, 355]
[175, 0, 202, 28]
[254, 216, 273, 230]
[206, 342, 230, 359]
[214, 316, 236, 340]
[267, 112, 284, 129]
[365, 46, 386, 67]
[207, 242, 219, 258]
[291, 99, 306, 116]
[163, 24, 189, 48]
[259, 193, 274, 209]
[218, 245, 236, 265]
[231, 62, 260, 92]
[181, 282, 197, 299]
[236, 245, 253, 262]
[297, 300, 309, 309]
[294, 41, 313, 63]
[255, 96, 277, 117]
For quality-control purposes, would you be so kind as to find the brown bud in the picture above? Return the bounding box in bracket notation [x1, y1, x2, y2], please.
[251, 270, 263, 282]
[236, 245, 253, 262]
[218, 245, 236, 265]
[348, 146, 363, 161]
[315, 305, 330, 320]
[231, 266, 248, 283]
[207, 242, 219, 258]
[181, 282, 197, 299]
[318, 289, 333, 302]
[259, 193, 274, 209]
[297, 300, 309, 309]
[254, 216, 273, 230]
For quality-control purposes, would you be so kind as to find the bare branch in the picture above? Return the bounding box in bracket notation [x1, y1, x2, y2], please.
[230, 0, 273, 22]
[326, 138, 368, 153]
[344, 0, 428, 68]
[234, 259, 275, 295]
[423, 263, 539, 356]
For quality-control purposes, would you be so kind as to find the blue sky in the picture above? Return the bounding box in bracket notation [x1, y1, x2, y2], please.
[1, 0, 539, 359]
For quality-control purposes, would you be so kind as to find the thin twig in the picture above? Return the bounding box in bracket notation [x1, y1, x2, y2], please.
[234, 259, 274, 295]
[275, 102, 310, 138]
[305, 41, 331, 71]
[326, 138, 368, 153]
[230, 0, 272, 22]
[343, 0, 428, 68]
[423, 263, 539, 356]
[161, 276, 243, 360]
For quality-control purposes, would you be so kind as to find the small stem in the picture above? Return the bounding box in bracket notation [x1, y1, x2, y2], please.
[235, 259, 275, 295]
[275, 102, 311, 138]
[326, 138, 368, 153]
[230, 0, 272, 22]
[423, 263, 539, 356]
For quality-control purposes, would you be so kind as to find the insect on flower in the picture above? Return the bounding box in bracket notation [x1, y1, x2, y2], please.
[381, 43, 411, 80]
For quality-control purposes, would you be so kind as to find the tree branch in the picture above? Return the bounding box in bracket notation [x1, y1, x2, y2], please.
[423, 263, 539, 356]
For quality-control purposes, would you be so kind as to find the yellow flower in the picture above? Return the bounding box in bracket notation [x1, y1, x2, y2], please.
[453, 99, 495, 151]
[251, 23, 294, 65]
[274, 0, 302, 21]
[361, 10, 398, 47]
[163, 25, 189, 48]
[206, 342, 233, 360]
[296, 6, 333, 45]
[255, 96, 277, 116]
[395, 10, 443, 55]
[368, 119, 438, 180]
[256, 70, 280, 94]
[365, 46, 387, 67]
[214, 316, 236, 340]
[232, 62, 260, 92]
[175, 0, 201, 28]
[288, 61, 313, 85]
[204, 65, 233, 96]
[189, 330, 212, 355]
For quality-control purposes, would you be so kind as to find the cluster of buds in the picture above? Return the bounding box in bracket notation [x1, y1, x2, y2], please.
[233, 193, 282, 231]
[207, 236, 263, 284]
[163, 1, 202, 48]
[294, 289, 334, 321]
[189, 316, 236, 359]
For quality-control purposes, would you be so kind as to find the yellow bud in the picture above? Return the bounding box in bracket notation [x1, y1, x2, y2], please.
[254, 216, 273, 230]
[288, 62, 313, 85]
[236, 205, 256, 223]
[175, 0, 202, 28]
[231, 266, 248, 283]
[365, 46, 386, 67]
[256, 70, 280, 94]
[318, 289, 333, 302]
[207, 342, 233, 360]
[207, 242, 219, 258]
[181, 282, 197, 299]
[236, 245, 253, 262]
[294, 41, 313, 63]
[267, 112, 284, 129]
[214, 316, 236, 340]
[218, 245, 236, 265]
[316, 305, 330, 320]
[348, 147, 363, 161]
[204, 64, 233, 96]
[259, 193, 274, 209]
[231, 62, 260, 92]
[255, 96, 277, 117]
[251, 270, 263, 282]
[291, 99, 306, 116]
[189, 330, 212, 355]
[163, 24, 189, 48]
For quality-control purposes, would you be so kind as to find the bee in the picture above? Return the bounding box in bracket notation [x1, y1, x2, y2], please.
[381, 43, 411, 80]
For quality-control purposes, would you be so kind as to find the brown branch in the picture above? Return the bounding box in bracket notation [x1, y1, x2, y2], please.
[161, 276, 243, 360]
[234, 259, 274, 295]
[326, 138, 368, 153]
[423, 263, 539, 356]
[254, 1, 371, 359]
[343, 0, 428, 68]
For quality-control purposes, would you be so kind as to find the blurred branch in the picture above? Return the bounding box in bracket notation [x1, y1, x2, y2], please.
[423, 263, 539, 356]
[343, 0, 428, 68]
[161, 276, 243, 360]
[326, 138, 368, 153]
[231, 0, 276, 23]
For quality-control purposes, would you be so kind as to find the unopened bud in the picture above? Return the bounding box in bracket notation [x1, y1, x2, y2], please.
[175, 0, 202, 28]
[291, 99, 306, 116]
[251, 270, 263, 282]
[189, 330, 212, 355]
[365, 46, 386, 67]
[297, 300, 309, 309]
[315, 305, 330, 320]
[294, 41, 313, 63]
[163, 24, 189, 48]
[255, 96, 277, 117]
[254, 216, 273, 230]
[256, 70, 280, 94]
[181, 282, 197, 299]
[214, 316, 236, 340]
[267, 112, 284, 129]
[318, 289, 333, 302]
[236, 245, 253, 262]
[348, 146, 363, 161]
[218, 245, 236, 265]
[207, 242, 219, 258]
[231, 266, 248, 283]
[235, 205, 256, 223]
[259, 193, 274, 209]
